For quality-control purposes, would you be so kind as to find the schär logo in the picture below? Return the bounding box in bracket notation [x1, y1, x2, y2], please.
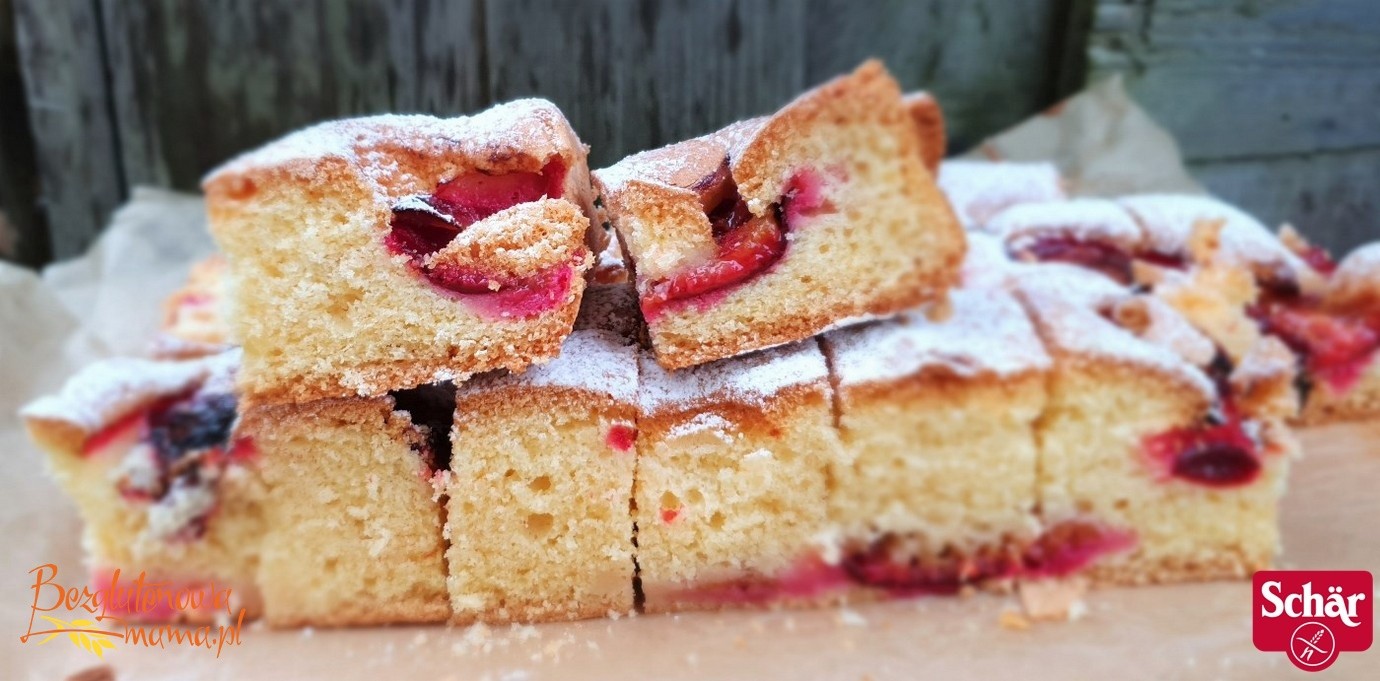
[1254, 571, 1372, 672]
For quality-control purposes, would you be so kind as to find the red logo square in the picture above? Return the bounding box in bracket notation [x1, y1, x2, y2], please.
[1254, 571, 1372, 672]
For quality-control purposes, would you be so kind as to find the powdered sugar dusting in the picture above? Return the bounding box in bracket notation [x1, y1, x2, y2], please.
[593, 116, 766, 197]
[593, 140, 725, 199]
[1327, 242, 1380, 303]
[665, 412, 737, 442]
[20, 350, 241, 435]
[938, 160, 1066, 228]
[204, 99, 574, 192]
[1118, 194, 1311, 275]
[961, 231, 1023, 290]
[984, 199, 1144, 251]
[1012, 264, 1216, 400]
[458, 330, 637, 404]
[638, 341, 829, 414]
[826, 288, 1050, 387]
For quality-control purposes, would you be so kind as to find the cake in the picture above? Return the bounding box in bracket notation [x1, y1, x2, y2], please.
[152, 255, 233, 358]
[595, 60, 964, 370]
[445, 286, 639, 623]
[237, 387, 453, 626]
[633, 341, 845, 612]
[936, 160, 1066, 229]
[1011, 263, 1295, 583]
[903, 90, 946, 174]
[1282, 242, 1380, 422]
[819, 288, 1052, 594]
[204, 100, 598, 405]
[20, 351, 263, 622]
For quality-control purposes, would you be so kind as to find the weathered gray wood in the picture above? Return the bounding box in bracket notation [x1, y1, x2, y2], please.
[98, 0, 486, 191]
[1191, 148, 1380, 255]
[805, 0, 1072, 152]
[485, 0, 808, 168]
[12, 0, 125, 260]
[0, 0, 50, 265]
[1088, 0, 1380, 161]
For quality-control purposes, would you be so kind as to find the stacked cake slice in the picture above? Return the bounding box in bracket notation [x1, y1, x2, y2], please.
[204, 100, 600, 405]
[594, 60, 965, 370]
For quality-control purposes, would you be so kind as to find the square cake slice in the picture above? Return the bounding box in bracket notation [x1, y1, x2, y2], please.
[204, 99, 597, 404]
[20, 351, 263, 623]
[446, 286, 640, 623]
[238, 387, 453, 626]
[1290, 242, 1380, 422]
[634, 341, 845, 612]
[820, 288, 1050, 595]
[1013, 264, 1294, 584]
[595, 60, 963, 370]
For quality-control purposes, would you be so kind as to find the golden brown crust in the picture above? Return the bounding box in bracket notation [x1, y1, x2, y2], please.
[840, 366, 1047, 411]
[647, 269, 950, 371]
[23, 418, 89, 461]
[903, 90, 946, 174]
[639, 579, 846, 615]
[237, 395, 422, 444]
[204, 102, 589, 210]
[1087, 551, 1270, 586]
[454, 384, 632, 423]
[638, 383, 829, 442]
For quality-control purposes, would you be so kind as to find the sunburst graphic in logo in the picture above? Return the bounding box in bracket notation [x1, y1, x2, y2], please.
[32, 615, 123, 658]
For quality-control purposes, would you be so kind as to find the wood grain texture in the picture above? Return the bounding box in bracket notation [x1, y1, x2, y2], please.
[805, 0, 1072, 152]
[0, 0, 50, 265]
[1088, 0, 1380, 161]
[1088, 0, 1380, 252]
[99, 0, 486, 190]
[1190, 147, 1380, 254]
[12, 0, 124, 260]
[485, 0, 807, 168]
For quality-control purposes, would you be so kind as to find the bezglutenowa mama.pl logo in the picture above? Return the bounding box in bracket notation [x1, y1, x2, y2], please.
[19, 564, 247, 658]
[1254, 570, 1372, 672]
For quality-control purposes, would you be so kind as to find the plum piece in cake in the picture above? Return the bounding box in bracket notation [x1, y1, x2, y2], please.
[981, 199, 1147, 285]
[936, 160, 1066, 229]
[903, 90, 946, 174]
[446, 286, 639, 623]
[634, 341, 845, 612]
[21, 351, 263, 623]
[238, 387, 453, 626]
[1012, 264, 1295, 583]
[204, 100, 597, 404]
[595, 60, 963, 370]
[820, 288, 1054, 595]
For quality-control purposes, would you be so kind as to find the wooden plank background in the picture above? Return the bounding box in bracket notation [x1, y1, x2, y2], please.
[1088, 0, 1380, 251]
[1, 0, 1375, 266]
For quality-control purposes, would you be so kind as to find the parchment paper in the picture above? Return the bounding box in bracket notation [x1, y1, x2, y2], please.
[3, 82, 1376, 680]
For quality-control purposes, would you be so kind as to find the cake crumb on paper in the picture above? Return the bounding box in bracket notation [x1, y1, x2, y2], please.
[837, 608, 868, 627]
[1017, 577, 1089, 621]
[999, 609, 1031, 630]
